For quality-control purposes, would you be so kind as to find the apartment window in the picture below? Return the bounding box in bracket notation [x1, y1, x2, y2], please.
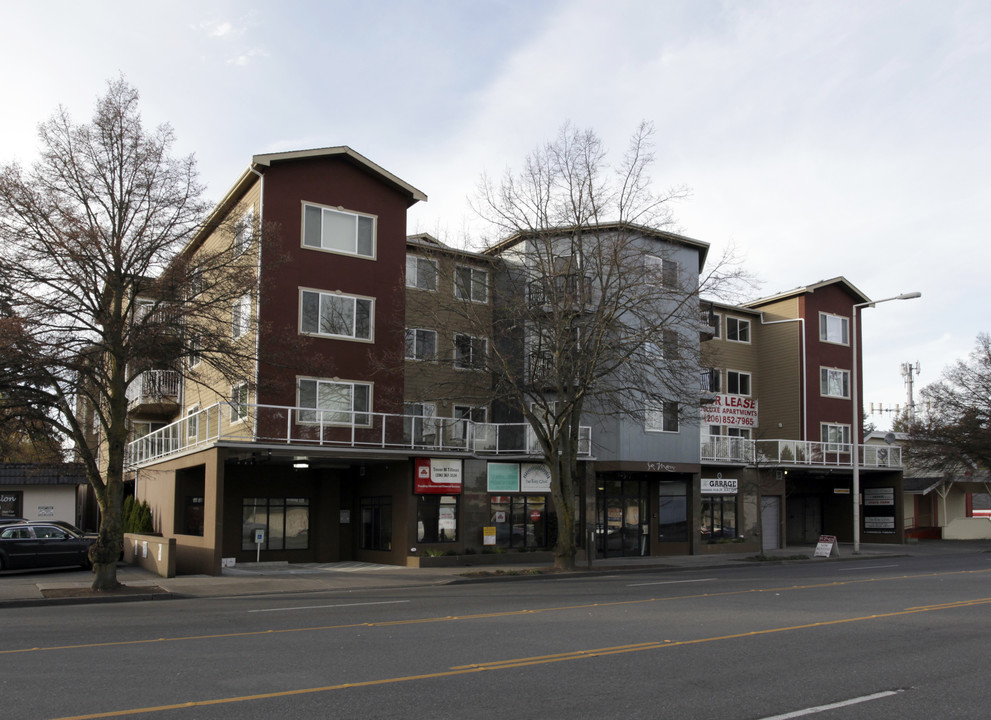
[188, 335, 201, 368]
[233, 207, 254, 256]
[726, 317, 750, 343]
[454, 334, 487, 369]
[230, 382, 249, 423]
[727, 370, 751, 395]
[186, 405, 199, 440]
[454, 405, 487, 423]
[232, 295, 250, 339]
[454, 405, 487, 441]
[702, 368, 721, 393]
[300, 289, 373, 341]
[819, 312, 850, 345]
[360, 496, 392, 551]
[646, 402, 679, 433]
[241, 497, 309, 551]
[645, 255, 678, 288]
[455, 266, 488, 303]
[712, 313, 721, 338]
[302, 203, 375, 258]
[406, 255, 438, 291]
[820, 367, 851, 398]
[404, 402, 437, 444]
[821, 423, 851, 452]
[297, 378, 371, 425]
[405, 328, 437, 361]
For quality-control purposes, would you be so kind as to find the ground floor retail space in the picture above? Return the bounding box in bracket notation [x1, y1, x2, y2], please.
[132, 448, 905, 574]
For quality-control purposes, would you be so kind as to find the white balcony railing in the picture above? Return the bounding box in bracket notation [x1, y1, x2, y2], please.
[701, 437, 903, 469]
[126, 370, 181, 409]
[126, 402, 592, 468]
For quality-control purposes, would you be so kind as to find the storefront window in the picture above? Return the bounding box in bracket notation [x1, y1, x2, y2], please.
[417, 495, 458, 543]
[658, 481, 688, 542]
[360, 496, 392, 551]
[701, 495, 737, 541]
[490, 495, 547, 549]
[241, 497, 310, 551]
[1, 490, 23, 519]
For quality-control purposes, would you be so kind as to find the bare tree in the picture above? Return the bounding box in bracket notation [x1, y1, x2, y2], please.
[409, 123, 750, 569]
[906, 333, 991, 476]
[0, 78, 260, 589]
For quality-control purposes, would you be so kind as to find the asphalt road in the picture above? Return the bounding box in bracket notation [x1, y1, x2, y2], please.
[3, 552, 990, 720]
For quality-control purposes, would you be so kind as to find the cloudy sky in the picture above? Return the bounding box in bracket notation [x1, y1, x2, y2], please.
[2, 0, 986, 430]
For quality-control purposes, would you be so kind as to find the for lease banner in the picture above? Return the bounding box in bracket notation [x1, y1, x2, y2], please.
[702, 394, 758, 428]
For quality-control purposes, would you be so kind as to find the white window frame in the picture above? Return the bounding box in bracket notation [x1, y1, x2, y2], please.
[454, 405, 487, 441]
[645, 402, 680, 433]
[232, 295, 251, 339]
[302, 202, 376, 258]
[233, 207, 254, 256]
[727, 370, 751, 396]
[821, 423, 851, 452]
[726, 317, 750, 343]
[405, 328, 437, 361]
[819, 312, 850, 346]
[712, 312, 722, 339]
[406, 255, 438, 291]
[454, 265, 488, 303]
[300, 289, 374, 341]
[645, 254, 678, 288]
[186, 405, 200, 440]
[230, 382, 249, 424]
[404, 402, 437, 443]
[454, 333, 487, 369]
[820, 367, 851, 398]
[296, 377, 372, 427]
[188, 334, 201, 368]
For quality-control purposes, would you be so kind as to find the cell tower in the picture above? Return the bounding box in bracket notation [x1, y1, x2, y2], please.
[901, 361, 921, 421]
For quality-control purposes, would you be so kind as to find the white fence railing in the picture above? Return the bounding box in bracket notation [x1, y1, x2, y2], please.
[126, 402, 592, 467]
[701, 437, 902, 468]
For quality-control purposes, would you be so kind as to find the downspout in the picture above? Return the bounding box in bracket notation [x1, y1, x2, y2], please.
[758, 314, 807, 441]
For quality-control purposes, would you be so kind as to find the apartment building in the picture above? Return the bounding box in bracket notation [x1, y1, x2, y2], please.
[700, 278, 905, 554]
[120, 147, 905, 574]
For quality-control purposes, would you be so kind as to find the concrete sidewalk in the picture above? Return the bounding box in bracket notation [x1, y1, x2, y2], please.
[2, 539, 989, 608]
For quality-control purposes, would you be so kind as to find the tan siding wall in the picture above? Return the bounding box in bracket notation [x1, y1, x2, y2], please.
[404, 249, 494, 416]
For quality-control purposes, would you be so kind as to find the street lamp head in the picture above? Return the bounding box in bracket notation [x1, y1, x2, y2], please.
[856, 291, 922, 309]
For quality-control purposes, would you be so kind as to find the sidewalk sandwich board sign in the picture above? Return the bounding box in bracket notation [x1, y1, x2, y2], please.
[814, 535, 839, 558]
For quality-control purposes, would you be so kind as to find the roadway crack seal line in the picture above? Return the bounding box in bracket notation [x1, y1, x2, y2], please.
[5, 567, 991, 657]
[48, 599, 991, 720]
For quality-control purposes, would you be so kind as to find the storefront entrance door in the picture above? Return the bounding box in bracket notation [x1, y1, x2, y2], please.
[596, 479, 647, 558]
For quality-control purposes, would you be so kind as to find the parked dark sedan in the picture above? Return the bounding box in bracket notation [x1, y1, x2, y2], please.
[0, 522, 95, 571]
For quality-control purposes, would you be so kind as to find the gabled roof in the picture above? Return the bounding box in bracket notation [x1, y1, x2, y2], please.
[0, 463, 87, 485]
[183, 146, 426, 257]
[482, 222, 710, 270]
[251, 146, 427, 204]
[744, 276, 871, 308]
[407, 234, 496, 263]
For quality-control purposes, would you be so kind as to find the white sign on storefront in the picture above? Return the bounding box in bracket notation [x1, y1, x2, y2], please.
[521, 463, 552, 492]
[701, 477, 738, 495]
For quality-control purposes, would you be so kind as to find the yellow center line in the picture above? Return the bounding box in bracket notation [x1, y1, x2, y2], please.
[3, 567, 989, 656]
[50, 596, 991, 720]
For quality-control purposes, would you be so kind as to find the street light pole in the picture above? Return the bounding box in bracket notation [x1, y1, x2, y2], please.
[851, 291, 921, 554]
